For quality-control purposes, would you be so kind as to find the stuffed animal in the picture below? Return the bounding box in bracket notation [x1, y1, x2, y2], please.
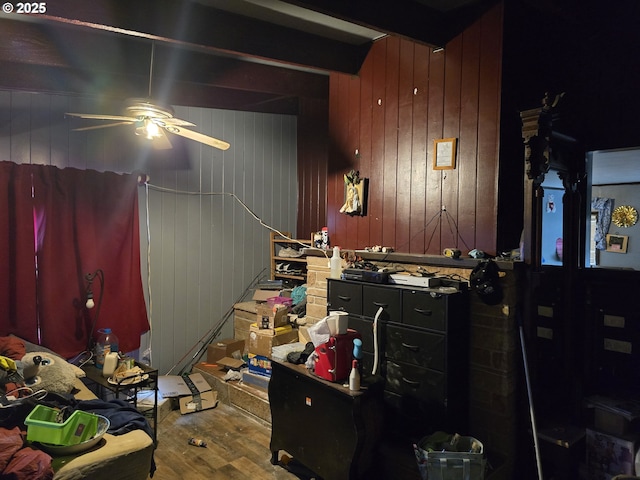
[20, 351, 84, 395]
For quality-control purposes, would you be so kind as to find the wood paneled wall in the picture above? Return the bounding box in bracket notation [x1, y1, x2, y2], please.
[0, 91, 299, 374]
[321, 4, 503, 255]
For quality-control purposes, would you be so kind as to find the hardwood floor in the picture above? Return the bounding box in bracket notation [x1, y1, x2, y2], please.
[150, 402, 303, 480]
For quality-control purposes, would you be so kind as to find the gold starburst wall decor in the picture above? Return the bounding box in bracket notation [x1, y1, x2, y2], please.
[612, 205, 638, 228]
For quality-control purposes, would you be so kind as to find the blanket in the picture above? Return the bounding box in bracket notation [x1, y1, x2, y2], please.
[0, 426, 54, 480]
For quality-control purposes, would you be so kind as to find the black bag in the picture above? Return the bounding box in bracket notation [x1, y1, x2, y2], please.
[469, 259, 503, 305]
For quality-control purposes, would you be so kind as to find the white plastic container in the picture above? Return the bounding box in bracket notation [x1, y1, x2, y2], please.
[349, 359, 360, 391]
[330, 246, 342, 279]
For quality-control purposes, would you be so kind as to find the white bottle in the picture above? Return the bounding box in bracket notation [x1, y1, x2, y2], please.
[349, 359, 360, 391]
[330, 246, 342, 279]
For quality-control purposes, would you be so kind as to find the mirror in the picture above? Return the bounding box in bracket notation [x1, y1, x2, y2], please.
[586, 147, 640, 270]
[540, 170, 564, 266]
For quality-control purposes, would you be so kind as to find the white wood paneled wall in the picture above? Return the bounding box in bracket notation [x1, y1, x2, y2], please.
[0, 91, 299, 374]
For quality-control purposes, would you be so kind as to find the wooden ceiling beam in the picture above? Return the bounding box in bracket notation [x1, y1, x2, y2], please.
[20, 0, 370, 74]
[0, 19, 328, 103]
[277, 0, 500, 47]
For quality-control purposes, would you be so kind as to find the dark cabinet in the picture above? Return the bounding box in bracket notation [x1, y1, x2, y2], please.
[328, 279, 469, 437]
[269, 361, 384, 480]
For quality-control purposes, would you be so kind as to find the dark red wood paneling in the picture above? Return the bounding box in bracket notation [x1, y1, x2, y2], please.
[425, 46, 445, 255]
[368, 40, 387, 248]
[458, 21, 481, 252]
[382, 36, 400, 250]
[317, 4, 504, 255]
[409, 43, 429, 254]
[475, 6, 503, 253]
[395, 39, 415, 254]
[356, 49, 374, 248]
[441, 35, 463, 252]
[296, 97, 328, 240]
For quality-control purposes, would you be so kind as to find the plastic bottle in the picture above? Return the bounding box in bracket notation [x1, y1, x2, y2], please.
[94, 328, 119, 370]
[352, 338, 363, 360]
[330, 246, 342, 279]
[349, 359, 360, 391]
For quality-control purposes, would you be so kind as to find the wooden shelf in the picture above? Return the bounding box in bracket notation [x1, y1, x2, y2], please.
[270, 232, 310, 286]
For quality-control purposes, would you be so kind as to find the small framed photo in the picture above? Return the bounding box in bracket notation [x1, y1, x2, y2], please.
[433, 138, 457, 170]
[606, 234, 628, 253]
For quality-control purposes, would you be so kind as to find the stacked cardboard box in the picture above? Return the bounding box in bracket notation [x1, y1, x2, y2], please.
[248, 323, 299, 357]
[256, 303, 289, 330]
[206, 338, 245, 363]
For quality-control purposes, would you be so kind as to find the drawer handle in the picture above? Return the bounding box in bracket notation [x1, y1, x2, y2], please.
[402, 377, 420, 388]
[401, 343, 419, 352]
[373, 302, 388, 308]
[414, 308, 433, 316]
[338, 295, 352, 301]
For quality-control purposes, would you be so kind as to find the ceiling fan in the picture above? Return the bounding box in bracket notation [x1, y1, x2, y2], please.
[65, 43, 230, 151]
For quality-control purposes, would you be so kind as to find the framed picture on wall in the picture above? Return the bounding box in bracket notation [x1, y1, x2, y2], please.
[433, 138, 457, 170]
[606, 234, 628, 253]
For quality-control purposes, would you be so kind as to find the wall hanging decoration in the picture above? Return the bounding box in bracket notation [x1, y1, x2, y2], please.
[606, 234, 628, 253]
[433, 138, 457, 170]
[611, 205, 638, 228]
[339, 170, 367, 216]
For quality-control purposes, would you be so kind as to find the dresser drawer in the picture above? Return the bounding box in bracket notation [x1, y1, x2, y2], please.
[385, 360, 445, 404]
[348, 315, 375, 353]
[402, 290, 447, 331]
[328, 280, 362, 315]
[385, 325, 445, 371]
[363, 285, 401, 323]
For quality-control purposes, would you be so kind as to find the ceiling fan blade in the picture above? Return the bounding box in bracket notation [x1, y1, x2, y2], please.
[160, 117, 196, 127]
[152, 129, 173, 150]
[73, 121, 134, 132]
[66, 113, 138, 122]
[165, 126, 230, 151]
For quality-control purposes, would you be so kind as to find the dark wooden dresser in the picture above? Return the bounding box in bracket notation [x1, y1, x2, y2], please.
[269, 361, 384, 480]
[328, 278, 470, 478]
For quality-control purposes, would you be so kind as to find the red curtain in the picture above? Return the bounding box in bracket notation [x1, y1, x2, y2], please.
[0, 162, 149, 358]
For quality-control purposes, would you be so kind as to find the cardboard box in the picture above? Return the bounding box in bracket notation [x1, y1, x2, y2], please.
[248, 327, 299, 357]
[217, 357, 245, 370]
[157, 373, 212, 398]
[585, 428, 638, 479]
[178, 390, 218, 415]
[298, 324, 312, 344]
[250, 323, 293, 337]
[234, 301, 257, 343]
[247, 354, 272, 377]
[137, 390, 172, 423]
[256, 304, 289, 329]
[206, 338, 245, 363]
[253, 289, 282, 302]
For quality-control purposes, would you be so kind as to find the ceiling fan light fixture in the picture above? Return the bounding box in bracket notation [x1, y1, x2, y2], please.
[135, 118, 162, 140]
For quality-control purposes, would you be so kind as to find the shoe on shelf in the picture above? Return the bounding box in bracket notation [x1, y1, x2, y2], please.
[278, 247, 303, 258]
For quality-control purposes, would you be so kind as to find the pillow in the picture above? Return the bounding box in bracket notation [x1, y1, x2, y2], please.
[21, 351, 84, 395]
[0, 336, 26, 361]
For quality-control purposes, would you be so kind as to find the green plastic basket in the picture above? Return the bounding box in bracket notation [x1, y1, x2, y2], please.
[25, 405, 99, 446]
